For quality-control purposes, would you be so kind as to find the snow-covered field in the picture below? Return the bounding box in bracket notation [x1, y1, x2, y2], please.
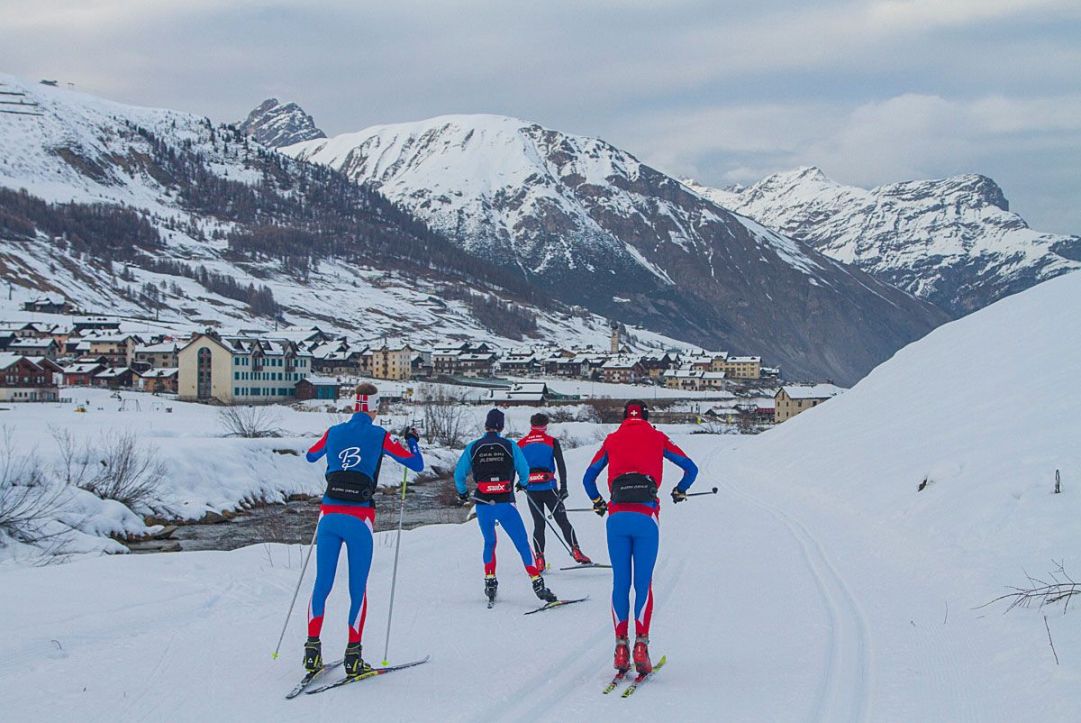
[2, 272, 1080, 720]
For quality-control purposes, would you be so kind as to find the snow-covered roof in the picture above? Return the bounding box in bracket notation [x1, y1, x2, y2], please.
[0, 353, 31, 370]
[301, 375, 343, 386]
[94, 367, 131, 378]
[135, 342, 177, 354]
[138, 367, 178, 378]
[63, 362, 105, 374]
[728, 356, 761, 363]
[780, 384, 845, 400]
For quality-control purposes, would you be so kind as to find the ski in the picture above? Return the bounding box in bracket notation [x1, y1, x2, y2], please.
[305, 656, 430, 695]
[524, 596, 589, 615]
[559, 563, 612, 570]
[621, 655, 666, 698]
[285, 658, 343, 699]
[602, 669, 628, 694]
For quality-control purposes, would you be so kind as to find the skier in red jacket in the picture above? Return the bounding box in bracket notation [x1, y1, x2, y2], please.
[583, 400, 697, 675]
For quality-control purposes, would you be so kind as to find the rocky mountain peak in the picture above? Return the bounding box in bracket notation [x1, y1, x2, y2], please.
[238, 98, 325, 148]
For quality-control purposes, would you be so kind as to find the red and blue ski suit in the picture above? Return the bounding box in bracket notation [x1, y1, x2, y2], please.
[583, 418, 697, 639]
[517, 427, 580, 553]
[305, 412, 423, 643]
[454, 432, 540, 578]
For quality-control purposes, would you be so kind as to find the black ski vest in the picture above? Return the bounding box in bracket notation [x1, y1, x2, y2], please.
[471, 435, 516, 503]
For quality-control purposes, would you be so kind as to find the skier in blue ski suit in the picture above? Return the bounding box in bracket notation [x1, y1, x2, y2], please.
[302, 383, 423, 677]
[454, 408, 558, 604]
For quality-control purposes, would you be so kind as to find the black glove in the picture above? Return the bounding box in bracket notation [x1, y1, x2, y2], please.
[558, 488, 569, 501]
[592, 496, 608, 517]
[457, 491, 471, 506]
[671, 487, 687, 504]
[402, 427, 420, 444]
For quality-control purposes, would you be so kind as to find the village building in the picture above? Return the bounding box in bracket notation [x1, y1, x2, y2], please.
[135, 368, 179, 394]
[72, 317, 121, 334]
[725, 355, 762, 380]
[310, 341, 368, 376]
[640, 353, 679, 380]
[22, 294, 74, 314]
[663, 368, 704, 390]
[133, 341, 180, 369]
[295, 376, 344, 401]
[86, 334, 141, 368]
[600, 357, 646, 384]
[708, 352, 730, 372]
[5, 336, 60, 359]
[0, 354, 61, 402]
[370, 343, 415, 380]
[774, 384, 845, 422]
[62, 361, 107, 386]
[177, 332, 312, 403]
[93, 367, 135, 390]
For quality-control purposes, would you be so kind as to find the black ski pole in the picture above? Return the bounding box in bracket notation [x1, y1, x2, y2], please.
[686, 486, 719, 497]
[554, 507, 594, 513]
[523, 490, 574, 556]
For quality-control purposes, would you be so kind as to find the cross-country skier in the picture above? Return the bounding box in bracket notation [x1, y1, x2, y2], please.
[517, 413, 592, 569]
[582, 399, 697, 675]
[454, 408, 558, 606]
[302, 383, 423, 677]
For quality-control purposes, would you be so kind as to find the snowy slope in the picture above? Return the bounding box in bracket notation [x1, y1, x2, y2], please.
[2, 274, 1079, 720]
[282, 113, 947, 384]
[685, 168, 1081, 315]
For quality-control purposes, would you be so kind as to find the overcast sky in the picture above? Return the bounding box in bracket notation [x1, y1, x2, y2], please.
[2, 0, 1079, 233]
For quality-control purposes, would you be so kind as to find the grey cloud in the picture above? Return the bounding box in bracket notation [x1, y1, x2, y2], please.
[0, 0, 1078, 232]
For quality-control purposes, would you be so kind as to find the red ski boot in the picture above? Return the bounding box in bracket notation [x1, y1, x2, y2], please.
[633, 637, 653, 674]
[613, 637, 630, 672]
[534, 550, 547, 572]
[571, 546, 592, 565]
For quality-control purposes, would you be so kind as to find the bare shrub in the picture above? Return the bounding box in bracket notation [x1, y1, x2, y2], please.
[218, 405, 284, 438]
[546, 407, 576, 423]
[420, 385, 469, 448]
[78, 431, 166, 509]
[0, 428, 68, 545]
[983, 561, 1080, 613]
[575, 405, 600, 423]
[584, 398, 627, 423]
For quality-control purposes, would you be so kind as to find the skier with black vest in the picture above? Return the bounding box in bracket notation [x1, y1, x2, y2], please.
[583, 399, 698, 676]
[517, 412, 592, 569]
[454, 408, 558, 606]
[302, 383, 424, 677]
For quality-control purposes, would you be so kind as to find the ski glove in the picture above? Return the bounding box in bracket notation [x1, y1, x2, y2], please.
[591, 496, 608, 517]
[402, 427, 420, 444]
[457, 491, 471, 506]
[671, 488, 687, 504]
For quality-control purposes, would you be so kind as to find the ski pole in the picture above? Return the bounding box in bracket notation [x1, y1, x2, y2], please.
[523, 490, 574, 556]
[554, 507, 594, 513]
[381, 466, 409, 666]
[271, 517, 320, 660]
[686, 486, 719, 497]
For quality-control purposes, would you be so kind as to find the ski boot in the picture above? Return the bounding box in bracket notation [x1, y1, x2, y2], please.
[303, 637, 322, 672]
[571, 546, 592, 565]
[613, 637, 630, 672]
[344, 642, 372, 678]
[484, 574, 498, 603]
[534, 550, 547, 571]
[633, 636, 653, 674]
[531, 574, 557, 603]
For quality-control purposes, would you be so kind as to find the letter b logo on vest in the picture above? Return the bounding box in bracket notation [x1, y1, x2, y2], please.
[339, 447, 362, 470]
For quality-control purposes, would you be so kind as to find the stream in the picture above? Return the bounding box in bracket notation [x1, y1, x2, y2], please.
[127, 476, 469, 553]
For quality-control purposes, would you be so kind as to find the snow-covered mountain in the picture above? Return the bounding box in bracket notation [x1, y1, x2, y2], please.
[0, 74, 667, 351]
[281, 113, 947, 384]
[238, 98, 325, 148]
[685, 167, 1081, 315]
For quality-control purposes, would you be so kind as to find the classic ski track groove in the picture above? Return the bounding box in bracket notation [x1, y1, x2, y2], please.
[468, 553, 688, 722]
[721, 477, 872, 723]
